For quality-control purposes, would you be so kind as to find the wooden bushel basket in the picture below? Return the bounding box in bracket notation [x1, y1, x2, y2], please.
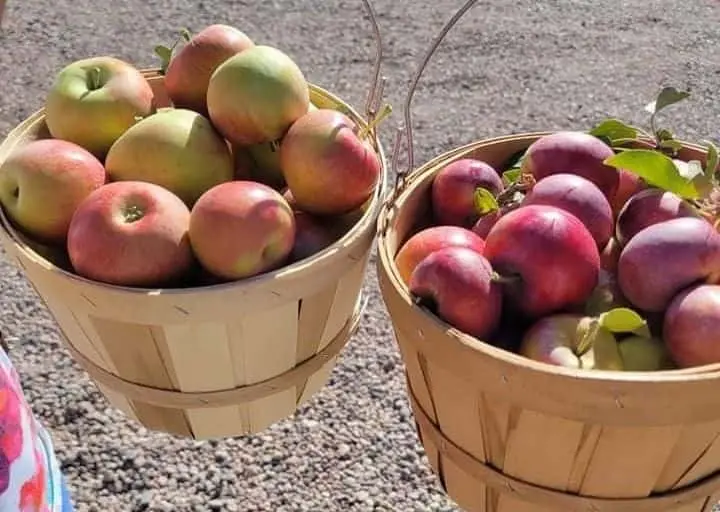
[377, 1, 720, 510]
[0, 1, 390, 440]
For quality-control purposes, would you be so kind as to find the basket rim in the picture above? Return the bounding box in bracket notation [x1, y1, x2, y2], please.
[0, 74, 389, 297]
[376, 130, 720, 385]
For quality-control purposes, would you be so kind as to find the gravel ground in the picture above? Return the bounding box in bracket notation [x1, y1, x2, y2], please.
[1, 0, 720, 511]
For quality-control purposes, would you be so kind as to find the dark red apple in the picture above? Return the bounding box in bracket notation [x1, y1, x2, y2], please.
[522, 173, 614, 247]
[430, 158, 504, 227]
[471, 209, 503, 239]
[615, 188, 699, 246]
[663, 284, 720, 368]
[394, 225, 486, 286]
[483, 204, 601, 318]
[618, 217, 720, 312]
[520, 131, 620, 200]
[409, 246, 502, 340]
[611, 169, 646, 215]
[289, 210, 338, 263]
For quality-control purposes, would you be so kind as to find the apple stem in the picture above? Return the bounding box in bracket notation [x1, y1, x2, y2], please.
[88, 67, 102, 91]
[270, 140, 281, 153]
[491, 272, 521, 285]
[358, 103, 393, 141]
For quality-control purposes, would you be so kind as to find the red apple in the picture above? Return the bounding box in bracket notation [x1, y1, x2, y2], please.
[615, 187, 699, 246]
[0, 139, 107, 244]
[189, 181, 295, 280]
[520, 131, 620, 200]
[483, 204, 601, 318]
[288, 210, 339, 263]
[664, 284, 720, 368]
[45, 56, 155, 158]
[280, 108, 382, 215]
[409, 246, 502, 340]
[164, 24, 255, 116]
[522, 173, 614, 247]
[394, 225, 486, 286]
[431, 158, 504, 227]
[600, 237, 621, 273]
[67, 181, 194, 287]
[618, 217, 720, 312]
[471, 209, 503, 239]
[611, 169, 645, 215]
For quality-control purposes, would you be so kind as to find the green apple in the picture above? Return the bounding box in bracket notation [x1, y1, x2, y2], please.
[618, 336, 675, 371]
[0, 139, 107, 243]
[45, 56, 156, 158]
[104, 108, 234, 207]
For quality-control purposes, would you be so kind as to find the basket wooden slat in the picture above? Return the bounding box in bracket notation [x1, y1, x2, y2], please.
[377, 132, 720, 511]
[0, 69, 387, 439]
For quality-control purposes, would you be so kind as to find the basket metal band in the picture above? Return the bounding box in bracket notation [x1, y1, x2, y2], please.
[61, 296, 366, 409]
[407, 384, 720, 511]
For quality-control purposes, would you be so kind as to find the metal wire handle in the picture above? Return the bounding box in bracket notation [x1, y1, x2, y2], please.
[387, 0, 479, 206]
[360, 0, 387, 122]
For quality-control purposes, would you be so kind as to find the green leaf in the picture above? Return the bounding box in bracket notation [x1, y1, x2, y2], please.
[656, 128, 675, 142]
[502, 168, 522, 185]
[473, 187, 499, 216]
[598, 307, 647, 333]
[645, 87, 691, 115]
[589, 118, 638, 143]
[604, 149, 699, 199]
[704, 140, 719, 177]
[154, 44, 174, 74]
[659, 139, 683, 153]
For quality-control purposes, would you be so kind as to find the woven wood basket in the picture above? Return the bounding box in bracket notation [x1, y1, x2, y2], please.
[376, 1, 720, 510]
[0, 12, 389, 438]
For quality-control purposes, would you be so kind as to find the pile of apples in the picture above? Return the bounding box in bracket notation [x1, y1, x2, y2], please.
[0, 24, 389, 288]
[396, 87, 720, 372]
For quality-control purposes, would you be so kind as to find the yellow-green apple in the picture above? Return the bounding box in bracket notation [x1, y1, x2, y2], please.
[409, 246, 502, 340]
[519, 314, 623, 370]
[617, 335, 674, 371]
[189, 181, 296, 280]
[232, 144, 254, 181]
[617, 217, 720, 312]
[664, 284, 720, 368]
[66, 181, 194, 287]
[0, 139, 107, 243]
[280, 108, 386, 215]
[394, 226, 486, 286]
[484, 204, 601, 318]
[522, 173, 614, 248]
[247, 142, 285, 190]
[163, 24, 255, 116]
[207, 45, 309, 145]
[105, 108, 234, 206]
[431, 158, 504, 228]
[521, 131, 620, 200]
[615, 188, 698, 246]
[45, 56, 155, 158]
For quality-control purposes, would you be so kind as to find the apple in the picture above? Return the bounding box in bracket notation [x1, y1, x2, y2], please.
[394, 225, 486, 286]
[430, 158, 504, 227]
[618, 335, 675, 371]
[471, 209, 503, 239]
[664, 284, 720, 368]
[518, 314, 623, 370]
[45, 56, 155, 158]
[611, 169, 645, 215]
[280, 108, 385, 215]
[483, 204, 601, 318]
[232, 144, 254, 181]
[289, 210, 339, 263]
[66, 181, 194, 287]
[0, 139, 107, 244]
[105, 108, 234, 207]
[617, 217, 720, 312]
[520, 131, 620, 200]
[207, 45, 309, 145]
[615, 187, 699, 246]
[247, 141, 286, 190]
[189, 181, 295, 280]
[164, 24, 255, 116]
[522, 173, 614, 248]
[409, 246, 502, 340]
